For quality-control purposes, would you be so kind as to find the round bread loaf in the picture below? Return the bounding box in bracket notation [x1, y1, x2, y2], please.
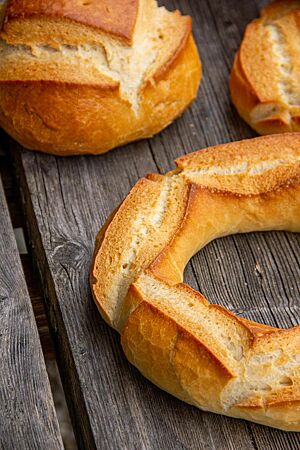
[230, 0, 300, 135]
[91, 133, 300, 431]
[0, 0, 201, 155]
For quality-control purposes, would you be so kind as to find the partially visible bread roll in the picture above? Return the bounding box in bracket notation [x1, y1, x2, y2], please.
[91, 133, 300, 431]
[230, 0, 300, 135]
[0, 0, 201, 155]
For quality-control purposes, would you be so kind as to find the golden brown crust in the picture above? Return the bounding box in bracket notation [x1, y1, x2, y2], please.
[230, 0, 300, 135]
[91, 134, 300, 431]
[4, 0, 139, 43]
[0, 35, 200, 156]
[261, 0, 300, 19]
[0, 1, 201, 155]
[153, 15, 192, 81]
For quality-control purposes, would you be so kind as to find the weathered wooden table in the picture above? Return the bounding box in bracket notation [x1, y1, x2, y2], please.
[0, 1, 299, 449]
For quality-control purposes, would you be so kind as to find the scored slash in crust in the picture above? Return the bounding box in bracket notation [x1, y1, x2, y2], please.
[0, 0, 201, 155]
[230, 0, 300, 135]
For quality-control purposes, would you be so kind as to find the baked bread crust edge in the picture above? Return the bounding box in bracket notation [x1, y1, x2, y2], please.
[230, 0, 300, 135]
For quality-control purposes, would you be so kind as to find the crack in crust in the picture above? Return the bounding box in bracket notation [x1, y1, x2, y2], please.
[230, 0, 300, 135]
[0, 1, 191, 112]
[91, 134, 300, 431]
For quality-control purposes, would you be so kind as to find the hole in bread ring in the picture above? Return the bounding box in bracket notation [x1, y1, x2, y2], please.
[91, 134, 300, 431]
[183, 230, 299, 327]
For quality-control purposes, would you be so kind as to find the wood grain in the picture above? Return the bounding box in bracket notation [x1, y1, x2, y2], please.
[6, 0, 300, 448]
[0, 178, 63, 450]
[0, 146, 55, 358]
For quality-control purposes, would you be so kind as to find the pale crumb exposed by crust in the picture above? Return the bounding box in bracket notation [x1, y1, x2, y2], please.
[182, 156, 300, 178]
[222, 352, 300, 410]
[150, 176, 173, 226]
[0, 34, 156, 113]
[106, 215, 145, 323]
[0, 0, 179, 113]
[107, 177, 176, 326]
[138, 271, 299, 412]
[232, 4, 300, 133]
[184, 162, 248, 176]
[138, 272, 248, 369]
[248, 158, 294, 175]
[267, 23, 300, 106]
[250, 102, 292, 125]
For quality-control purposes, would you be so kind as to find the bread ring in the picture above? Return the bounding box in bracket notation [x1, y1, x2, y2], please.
[230, 0, 300, 135]
[91, 133, 300, 431]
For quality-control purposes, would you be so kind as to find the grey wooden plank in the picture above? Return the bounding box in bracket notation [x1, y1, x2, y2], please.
[0, 177, 63, 450]
[6, 0, 300, 449]
[0, 151, 55, 358]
